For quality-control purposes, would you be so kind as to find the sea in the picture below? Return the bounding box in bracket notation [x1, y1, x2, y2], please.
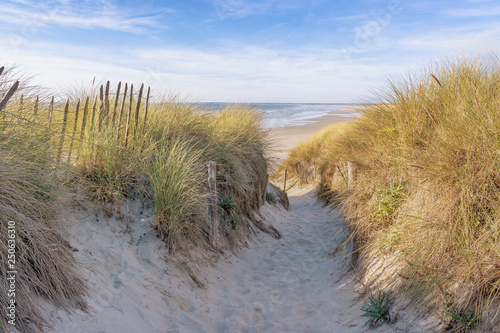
[200, 103, 361, 129]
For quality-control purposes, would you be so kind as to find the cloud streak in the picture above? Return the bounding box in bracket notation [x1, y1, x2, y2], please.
[448, 7, 500, 17]
[0, 0, 170, 33]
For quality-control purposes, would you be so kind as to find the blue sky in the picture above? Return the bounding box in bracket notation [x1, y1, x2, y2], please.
[1, 0, 499, 103]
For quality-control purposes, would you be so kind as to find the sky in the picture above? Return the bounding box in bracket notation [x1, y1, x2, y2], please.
[0, 0, 499, 103]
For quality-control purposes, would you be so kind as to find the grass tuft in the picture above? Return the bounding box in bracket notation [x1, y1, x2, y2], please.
[277, 57, 500, 327]
[361, 291, 393, 327]
[0, 68, 270, 331]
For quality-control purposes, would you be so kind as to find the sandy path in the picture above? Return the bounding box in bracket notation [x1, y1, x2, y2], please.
[44, 184, 437, 332]
[186, 186, 362, 332]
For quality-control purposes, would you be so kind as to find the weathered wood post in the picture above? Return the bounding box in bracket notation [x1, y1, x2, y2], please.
[0, 80, 19, 112]
[104, 80, 110, 119]
[347, 161, 356, 189]
[98, 85, 104, 131]
[67, 100, 80, 163]
[134, 83, 144, 136]
[143, 86, 150, 128]
[117, 83, 128, 141]
[57, 99, 69, 161]
[90, 96, 98, 130]
[208, 161, 219, 249]
[33, 95, 39, 115]
[112, 81, 121, 124]
[80, 97, 89, 141]
[283, 169, 288, 192]
[125, 84, 133, 146]
[47, 96, 54, 128]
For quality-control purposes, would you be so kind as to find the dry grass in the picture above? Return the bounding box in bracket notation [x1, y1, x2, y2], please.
[0, 68, 270, 331]
[69, 96, 270, 250]
[0, 70, 87, 332]
[277, 57, 500, 329]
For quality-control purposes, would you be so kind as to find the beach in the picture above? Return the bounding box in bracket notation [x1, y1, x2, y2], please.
[269, 105, 362, 162]
[39, 106, 442, 333]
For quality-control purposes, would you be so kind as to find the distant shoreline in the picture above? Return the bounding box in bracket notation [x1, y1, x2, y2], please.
[268, 105, 363, 163]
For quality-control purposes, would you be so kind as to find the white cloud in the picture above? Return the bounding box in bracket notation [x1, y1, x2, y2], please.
[0, 38, 391, 103]
[0, 0, 170, 33]
[447, 7, 500, 17]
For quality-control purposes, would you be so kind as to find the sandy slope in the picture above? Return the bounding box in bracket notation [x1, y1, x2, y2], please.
[41, 185, 441, 333]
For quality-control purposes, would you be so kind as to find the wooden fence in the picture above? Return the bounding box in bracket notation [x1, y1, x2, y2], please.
[1, 77, 152, 162]
[0, 70, 222, 249]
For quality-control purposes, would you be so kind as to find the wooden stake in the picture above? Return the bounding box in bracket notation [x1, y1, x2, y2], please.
[117, 83, 128, 141]
[104, 80, 110, 119]
[67, 100, 80, 163]
[208, 162, 219, 249]
[134, 83, 143, 135]
[57, 99, 69, 161]
[80, 97, 89, 141]
[283, 169, 288, 191]
[0, 80, 19, 112]
[47, 96, 54, 128]
[98, 85, 104, 131]
[125, 83, 133, 146]
[112, 81, 121, 124]
[90, 96, 98, 131]
[143, 86, 150, 128]
[33, 95, 39, 115]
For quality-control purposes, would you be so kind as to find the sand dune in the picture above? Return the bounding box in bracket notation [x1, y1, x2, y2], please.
[42, 185, 441, 332]
[40, 109, 444, 332]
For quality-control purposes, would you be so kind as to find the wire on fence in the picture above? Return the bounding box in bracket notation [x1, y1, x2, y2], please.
[0, 107, 144, 159]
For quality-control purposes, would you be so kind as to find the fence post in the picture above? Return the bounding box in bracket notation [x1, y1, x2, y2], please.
[208, 161, 219, 249]
[0, 66, 4, 76]
[117, 83, 128, 141]
[143, 86, 150, 128]
[90, 96, 98, 130]
[134, 83, 143, 136]
[283, 169, 288, 191]
[67, 99, 80, 163]
[80, 97, 89, 141]
[112, 81, 121, 124]
[98, 85, 104, 131]
[47, 96, 54, 128]
[104, 80, 110, 119]
[57, 99, 69, 161]
[33, 95, 39, 115]
[347, 161, 356, 189]
[125, 84, 133, 146]
[0, 80, 19, 112]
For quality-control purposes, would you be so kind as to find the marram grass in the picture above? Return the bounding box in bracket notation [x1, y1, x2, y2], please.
[0, 69, 269, 331]
[277, 57, 500, 329]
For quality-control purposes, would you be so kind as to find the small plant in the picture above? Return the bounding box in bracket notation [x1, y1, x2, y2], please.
[446, 306, 481, 331]
[372, 182, 405, 217]
[361, 291, 393, 328]
[219, 196, 239, 229]
[266, 192, 278, 205]
[219, 196, 237, 214]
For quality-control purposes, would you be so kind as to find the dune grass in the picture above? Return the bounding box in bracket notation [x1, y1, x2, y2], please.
[0, 69, 269, 331]
[0, 72, 87, 332]
[277, 58, 500, 329]
[68, 95, 269, 250]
